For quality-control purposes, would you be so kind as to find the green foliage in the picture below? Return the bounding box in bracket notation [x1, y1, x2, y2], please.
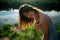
[0, 23, 43, 40]
[0, 24, 20, 40]
[0, 0, 60, 11]
[56, 22, 60, 36]
[0, 0, 59, 3]
[3, 24, 12, 30]
[0, 24, 12, 37]
[15, 25, 44, 40]
[14, 23, 18, 27]
[0, 22, 60, 40]
[9, 31, 20, 40]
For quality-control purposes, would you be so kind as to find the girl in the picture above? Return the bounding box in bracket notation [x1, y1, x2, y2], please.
[18, 4, 57, 40]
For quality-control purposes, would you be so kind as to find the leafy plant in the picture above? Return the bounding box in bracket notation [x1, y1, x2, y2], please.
[0, 24, 12, 37]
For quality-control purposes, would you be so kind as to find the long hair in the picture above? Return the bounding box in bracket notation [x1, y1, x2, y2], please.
[18, 4, 44, 29]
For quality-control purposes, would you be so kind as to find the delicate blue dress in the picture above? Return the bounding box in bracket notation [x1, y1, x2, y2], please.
[48, 21, 58, 40]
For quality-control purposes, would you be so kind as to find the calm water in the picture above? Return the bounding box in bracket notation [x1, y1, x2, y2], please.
[0, 9, 60, 26]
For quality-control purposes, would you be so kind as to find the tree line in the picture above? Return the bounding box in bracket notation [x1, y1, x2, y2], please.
[0, 0, 60, 11]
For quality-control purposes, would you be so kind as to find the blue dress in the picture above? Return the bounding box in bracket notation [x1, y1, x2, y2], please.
[48, 21, 58, 40]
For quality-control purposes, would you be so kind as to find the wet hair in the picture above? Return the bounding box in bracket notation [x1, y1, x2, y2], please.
[18, 4, 43, 28]
[19, 5, 38, 23]
[20, 6, 35, 15]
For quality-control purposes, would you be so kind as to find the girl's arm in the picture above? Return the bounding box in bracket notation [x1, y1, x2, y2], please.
[35, 18, 48, 40]
[40, 20, 48, 40]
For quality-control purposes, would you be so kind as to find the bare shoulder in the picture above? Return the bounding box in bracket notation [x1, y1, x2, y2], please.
[40, 13, 51, 23]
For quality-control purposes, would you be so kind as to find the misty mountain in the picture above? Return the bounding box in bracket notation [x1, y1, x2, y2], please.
[0, 10, 60, 26]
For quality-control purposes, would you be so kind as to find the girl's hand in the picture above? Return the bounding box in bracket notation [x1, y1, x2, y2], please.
[35, 21, 40, 31]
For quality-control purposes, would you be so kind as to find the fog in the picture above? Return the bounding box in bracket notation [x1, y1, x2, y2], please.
[0, 9, 60, 26]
